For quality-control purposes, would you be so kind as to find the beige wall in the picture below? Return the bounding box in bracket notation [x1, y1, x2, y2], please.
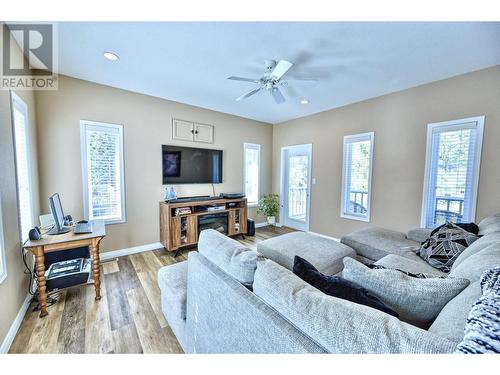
[35, 75, 273, 252]
[0, 45, 40, 347]
[273, 65, 500, 238]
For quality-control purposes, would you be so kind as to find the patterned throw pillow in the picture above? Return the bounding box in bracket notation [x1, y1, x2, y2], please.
[455, 267, 500, 354]
[417, 222, 480, 272]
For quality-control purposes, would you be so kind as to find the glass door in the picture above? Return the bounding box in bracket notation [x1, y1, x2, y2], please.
[281, 144, 312, 231]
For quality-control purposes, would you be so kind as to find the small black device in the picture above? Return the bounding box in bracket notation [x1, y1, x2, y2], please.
[247, 219, 255, 236]
[64, 214, 73, 226]
[74, 221, 93, 234]
[48, 193, 71, 235]
[77, 220, 88, 224]
[28, 226, 42, 241]
[220, 193, 246, 199]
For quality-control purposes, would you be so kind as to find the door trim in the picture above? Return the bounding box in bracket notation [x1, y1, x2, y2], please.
[279, 143, 313, 231]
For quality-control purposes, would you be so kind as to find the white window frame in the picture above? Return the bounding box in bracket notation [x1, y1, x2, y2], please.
[340, 132, 375, 222]
[10, 91, 35, 242]
[420, 116, 484, 228]
[80, 120, 126, 224]
[0, 194, 7, 284]
[243, 143, 261, 207]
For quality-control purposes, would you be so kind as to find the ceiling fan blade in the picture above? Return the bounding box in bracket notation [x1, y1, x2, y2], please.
[228, 76, 260, 83]
[271, 60, 293, 80]
[236, 87, 262, 101]
[271, 88, 286, 104]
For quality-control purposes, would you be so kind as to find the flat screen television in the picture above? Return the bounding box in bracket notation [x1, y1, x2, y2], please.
[162, 145, 223, 184]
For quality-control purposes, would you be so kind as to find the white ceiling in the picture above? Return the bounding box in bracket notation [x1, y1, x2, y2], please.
[52, 22, 500, 124]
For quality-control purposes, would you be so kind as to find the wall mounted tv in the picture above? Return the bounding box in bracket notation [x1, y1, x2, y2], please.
[162, 145, 223, 184]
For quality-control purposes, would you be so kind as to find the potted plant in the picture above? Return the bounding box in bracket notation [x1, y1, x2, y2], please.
[257, 194, 280, 226]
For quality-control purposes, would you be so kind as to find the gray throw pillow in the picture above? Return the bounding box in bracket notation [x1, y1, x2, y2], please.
[198, 229, 258, 286]
[342, 257, 470, 328]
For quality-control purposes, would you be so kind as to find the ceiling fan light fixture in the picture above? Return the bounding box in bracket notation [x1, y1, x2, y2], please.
[103, 52, 119, 61]
[301, 99, 309, 105]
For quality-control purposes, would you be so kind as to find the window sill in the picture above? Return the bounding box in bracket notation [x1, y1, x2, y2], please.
[340, 213, 370, 223]
[247, 203, 259, 208]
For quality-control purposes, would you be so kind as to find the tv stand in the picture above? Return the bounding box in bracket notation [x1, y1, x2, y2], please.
[159, 197, 248, 254]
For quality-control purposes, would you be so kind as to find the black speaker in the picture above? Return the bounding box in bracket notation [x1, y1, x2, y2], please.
[28, 227, 42, 240]
[247, 219, 255, 236]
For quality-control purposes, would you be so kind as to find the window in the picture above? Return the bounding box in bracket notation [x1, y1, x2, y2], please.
[421, 117, 484, 228]
[0, 194, 6, 284]
[244, 143, 261, 206]
[341, 132, 374, 222]
[80, 120, 126, 224]
[11, 92, 34, 242]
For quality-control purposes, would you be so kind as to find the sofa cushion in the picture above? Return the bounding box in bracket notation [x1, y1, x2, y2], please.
[449, 243, 500, 282]
[342, 257, 470, 328]
[340, 227, 420, 261]
[253, 257, 458, 353]
[455, 267, 500, 354]
[452, 232, 500, 270]
[293, 256, 398, 317]
[257, 232, 355, 276]
[406, 228, 432, 243]
[428, 281, 481, 342]
[158, 260, 188, 321]
[478, 213, 500, 236]
[417, 222, 480, 273]
[198, 229, 258, 287]
[374, 254, 447, 278]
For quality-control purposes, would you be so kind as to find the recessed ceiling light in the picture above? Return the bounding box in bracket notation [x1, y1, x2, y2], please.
[300, 99, 309, 105]
[103, 52, 119, 61]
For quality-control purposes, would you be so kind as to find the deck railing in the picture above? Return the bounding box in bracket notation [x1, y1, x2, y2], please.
[434, 196, 464, 224]
[288, 187, 307, 220]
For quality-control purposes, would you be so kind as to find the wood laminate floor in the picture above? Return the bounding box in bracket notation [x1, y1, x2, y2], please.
[9, 225, 295, 354]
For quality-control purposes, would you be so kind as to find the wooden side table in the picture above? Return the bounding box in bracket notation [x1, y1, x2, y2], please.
[23, 221, 106, 317]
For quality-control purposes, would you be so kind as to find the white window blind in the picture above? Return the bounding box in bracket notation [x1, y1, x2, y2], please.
[341, 132, 374, 222]
[0, 195, 7, 284]
[422, 117, 484, 228]
[11, 93, 34, 242]
[81, 121, 126, 224]
[244, 143, 261, 206]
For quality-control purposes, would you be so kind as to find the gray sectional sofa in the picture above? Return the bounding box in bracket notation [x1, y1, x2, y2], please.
[157, 213, 500, 353]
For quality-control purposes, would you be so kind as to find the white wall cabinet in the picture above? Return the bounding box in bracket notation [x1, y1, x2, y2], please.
[172, 118, 214, 144]
[194, 122, 214, 143]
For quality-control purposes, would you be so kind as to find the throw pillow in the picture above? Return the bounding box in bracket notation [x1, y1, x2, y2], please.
[429, 222, 480, 237]
[342, 257, 470, 328]
[292, 256, 398, 317]
[366, 263, 446, 279]
[417, 222, 480, 272]
[455, 267, 500, 354]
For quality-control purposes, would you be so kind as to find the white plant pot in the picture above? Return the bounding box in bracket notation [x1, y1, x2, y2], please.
[267, 216, 276, 225]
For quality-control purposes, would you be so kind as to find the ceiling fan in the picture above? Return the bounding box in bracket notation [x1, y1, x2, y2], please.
[227, 59, 316, 104]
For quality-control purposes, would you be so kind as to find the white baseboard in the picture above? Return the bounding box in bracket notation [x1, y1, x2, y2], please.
[100, 242, 163, 261]
[0, 294, 32, 353]
[308, 231, 340, 242]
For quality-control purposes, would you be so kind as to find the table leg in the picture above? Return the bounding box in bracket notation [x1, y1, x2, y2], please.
[91, 239, 101, 301]
[34, 247, 48, 317]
